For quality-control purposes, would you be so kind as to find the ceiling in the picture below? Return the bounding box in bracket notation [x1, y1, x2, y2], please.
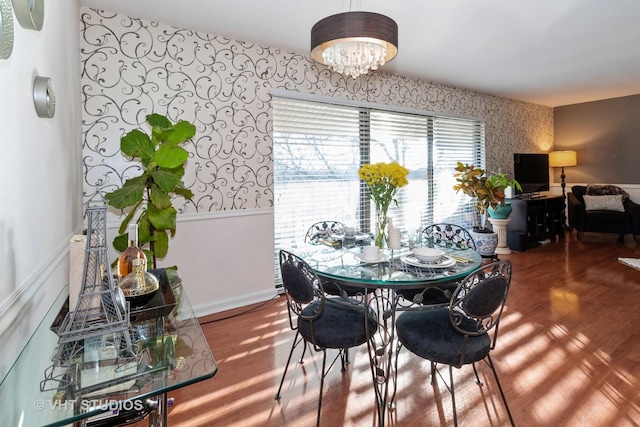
[79, 0, 640, 107]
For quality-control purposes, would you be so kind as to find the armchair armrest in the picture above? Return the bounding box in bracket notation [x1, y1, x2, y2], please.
[624, 198, 640, 234]
[567, 192, 587, 230]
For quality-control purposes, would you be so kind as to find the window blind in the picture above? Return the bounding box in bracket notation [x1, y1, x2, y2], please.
[273, 96, 485, 286]
[432, 117, 486, 229]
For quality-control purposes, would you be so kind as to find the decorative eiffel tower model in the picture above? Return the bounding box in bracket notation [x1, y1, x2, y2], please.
[41, 196, 134, 391]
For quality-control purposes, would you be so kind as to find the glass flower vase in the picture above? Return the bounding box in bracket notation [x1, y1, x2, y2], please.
[374, 207, 388, 249]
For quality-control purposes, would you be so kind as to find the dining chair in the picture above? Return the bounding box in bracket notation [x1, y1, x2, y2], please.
[399, 223, 478, 306]
[275, 250, 378, 426]
[304, 221, 372, 298]
[394, 260, 514, 427]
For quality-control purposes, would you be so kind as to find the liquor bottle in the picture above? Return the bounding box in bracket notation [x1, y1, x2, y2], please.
[118, 257, 159, 304]
[116, 224, 147, 282]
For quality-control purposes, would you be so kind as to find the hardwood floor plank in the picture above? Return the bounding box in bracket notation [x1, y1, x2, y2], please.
[131, 231, 640, 426]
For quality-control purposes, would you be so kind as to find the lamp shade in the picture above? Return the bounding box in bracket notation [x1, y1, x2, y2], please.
[549, 150, 577, 168]
[311, 11, 398, 79]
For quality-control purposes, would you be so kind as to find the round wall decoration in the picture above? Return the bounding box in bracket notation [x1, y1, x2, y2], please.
[33, 76, 55, 118]
[11, 0, 43, 31]
[0, 0, 14, 59]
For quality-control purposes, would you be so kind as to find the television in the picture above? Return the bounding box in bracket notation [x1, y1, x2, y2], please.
[513, 153, 549, 195]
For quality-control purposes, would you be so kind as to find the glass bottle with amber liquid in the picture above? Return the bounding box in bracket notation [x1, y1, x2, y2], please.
[117, 224, 147, 282]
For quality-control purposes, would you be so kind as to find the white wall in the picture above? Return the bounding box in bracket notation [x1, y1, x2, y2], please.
[103, 209, 278, 317]
[0, 1, 83, 379]
[157, 210, 277, 316]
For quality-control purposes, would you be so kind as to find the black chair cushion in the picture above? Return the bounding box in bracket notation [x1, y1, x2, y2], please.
[281, 264, 314, 303]
[464, 277, 506, 319]
[396, 308, 490, 366]
[299, 298, 377, 349]
[587, 210, 632, 224]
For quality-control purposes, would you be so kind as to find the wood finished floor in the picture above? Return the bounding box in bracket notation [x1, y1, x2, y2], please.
[138, 231, 640, 426]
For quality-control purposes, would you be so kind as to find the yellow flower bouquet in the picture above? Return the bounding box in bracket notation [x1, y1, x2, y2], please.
[359, 162, 410, 248]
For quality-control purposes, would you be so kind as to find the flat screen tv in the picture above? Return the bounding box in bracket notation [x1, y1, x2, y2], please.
[513, 153, 549, 195]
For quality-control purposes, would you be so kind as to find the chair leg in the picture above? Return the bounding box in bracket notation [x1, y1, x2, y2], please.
[298, 340, 308, 363]
[430, 361, 437, 384]
[472, 362, 483, 385]
[486, 354, 515, 426]
[316, 349, 328, 427]
[340, 348, 349, 372]
[275, 332, 302, 400]
[448, 364, 458, 427]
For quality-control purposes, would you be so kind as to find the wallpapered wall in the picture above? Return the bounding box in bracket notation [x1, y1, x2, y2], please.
[80, 7, 553, 213]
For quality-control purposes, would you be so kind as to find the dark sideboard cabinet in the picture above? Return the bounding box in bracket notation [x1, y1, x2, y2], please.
[506, 195, 564, 251]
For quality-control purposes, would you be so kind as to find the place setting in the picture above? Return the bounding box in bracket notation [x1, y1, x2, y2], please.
[354, 244, 389, 264]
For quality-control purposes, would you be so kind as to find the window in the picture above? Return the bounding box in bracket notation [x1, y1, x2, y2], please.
[273, 95, 485, 284]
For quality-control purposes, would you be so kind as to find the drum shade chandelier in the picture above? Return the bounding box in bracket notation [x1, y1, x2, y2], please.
[311, 11, 398, 79]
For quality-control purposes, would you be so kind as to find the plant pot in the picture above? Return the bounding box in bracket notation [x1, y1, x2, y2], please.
[469, 228, 499, 257]
[488, 203, 512, 219]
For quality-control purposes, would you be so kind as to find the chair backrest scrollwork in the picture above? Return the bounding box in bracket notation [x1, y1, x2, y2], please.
[423, 223, 476, 250]
[304, 221, 345, 245]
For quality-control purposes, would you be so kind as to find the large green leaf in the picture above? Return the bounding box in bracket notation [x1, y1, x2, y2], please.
[117, 199, 143, 234]
[150, 168, 181, 192]
[154, 142, 189, 169]
[165, 121, 196, 143]
[154, 230, 170, 258]
[113, 233, 129, 252]
[150, 185, 173, 210]
[105, 175, 146, 209]
[148, 203, 177, 232]
[174, 186, 194, 200]
[138, 211, 151, 245]
[147, 114, 172, 129]
[121, 129, 155, 162]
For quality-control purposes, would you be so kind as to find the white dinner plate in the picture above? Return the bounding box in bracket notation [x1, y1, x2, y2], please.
[354, 253, 389, 263]
[401, 254, 456, 268]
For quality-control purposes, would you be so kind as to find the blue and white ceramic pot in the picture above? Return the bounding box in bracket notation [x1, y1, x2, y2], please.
[470, 228, 499, 257]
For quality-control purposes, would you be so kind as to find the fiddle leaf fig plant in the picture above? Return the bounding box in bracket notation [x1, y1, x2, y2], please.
[105, 114, 196, 268]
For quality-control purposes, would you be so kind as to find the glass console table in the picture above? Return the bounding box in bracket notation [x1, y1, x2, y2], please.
[0, 279, 217, 427]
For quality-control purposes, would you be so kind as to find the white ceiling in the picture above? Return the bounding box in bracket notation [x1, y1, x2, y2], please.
[79, 0, 640, 107]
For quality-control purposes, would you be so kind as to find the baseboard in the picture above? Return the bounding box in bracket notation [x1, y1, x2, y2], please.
[192, 288, 279, 318]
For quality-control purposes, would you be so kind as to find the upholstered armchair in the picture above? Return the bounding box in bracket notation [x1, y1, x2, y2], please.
[567, 185, 640, 243]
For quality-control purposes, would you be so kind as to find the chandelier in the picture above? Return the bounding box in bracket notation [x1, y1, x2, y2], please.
[311, 11, 398, 79]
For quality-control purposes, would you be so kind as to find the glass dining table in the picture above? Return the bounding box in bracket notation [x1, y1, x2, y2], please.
[291, 243, 482, 427]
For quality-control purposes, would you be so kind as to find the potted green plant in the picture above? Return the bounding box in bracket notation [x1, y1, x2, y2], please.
[105, 114, 196, 268]
[453, 162, 504, 231]
[486, 171, 522, 219]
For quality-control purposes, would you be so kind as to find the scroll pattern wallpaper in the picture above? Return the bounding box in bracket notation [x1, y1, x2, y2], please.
[80, 7, 553, 214]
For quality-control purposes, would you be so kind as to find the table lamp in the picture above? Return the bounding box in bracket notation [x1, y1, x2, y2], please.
[549, 150, 577, 228]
